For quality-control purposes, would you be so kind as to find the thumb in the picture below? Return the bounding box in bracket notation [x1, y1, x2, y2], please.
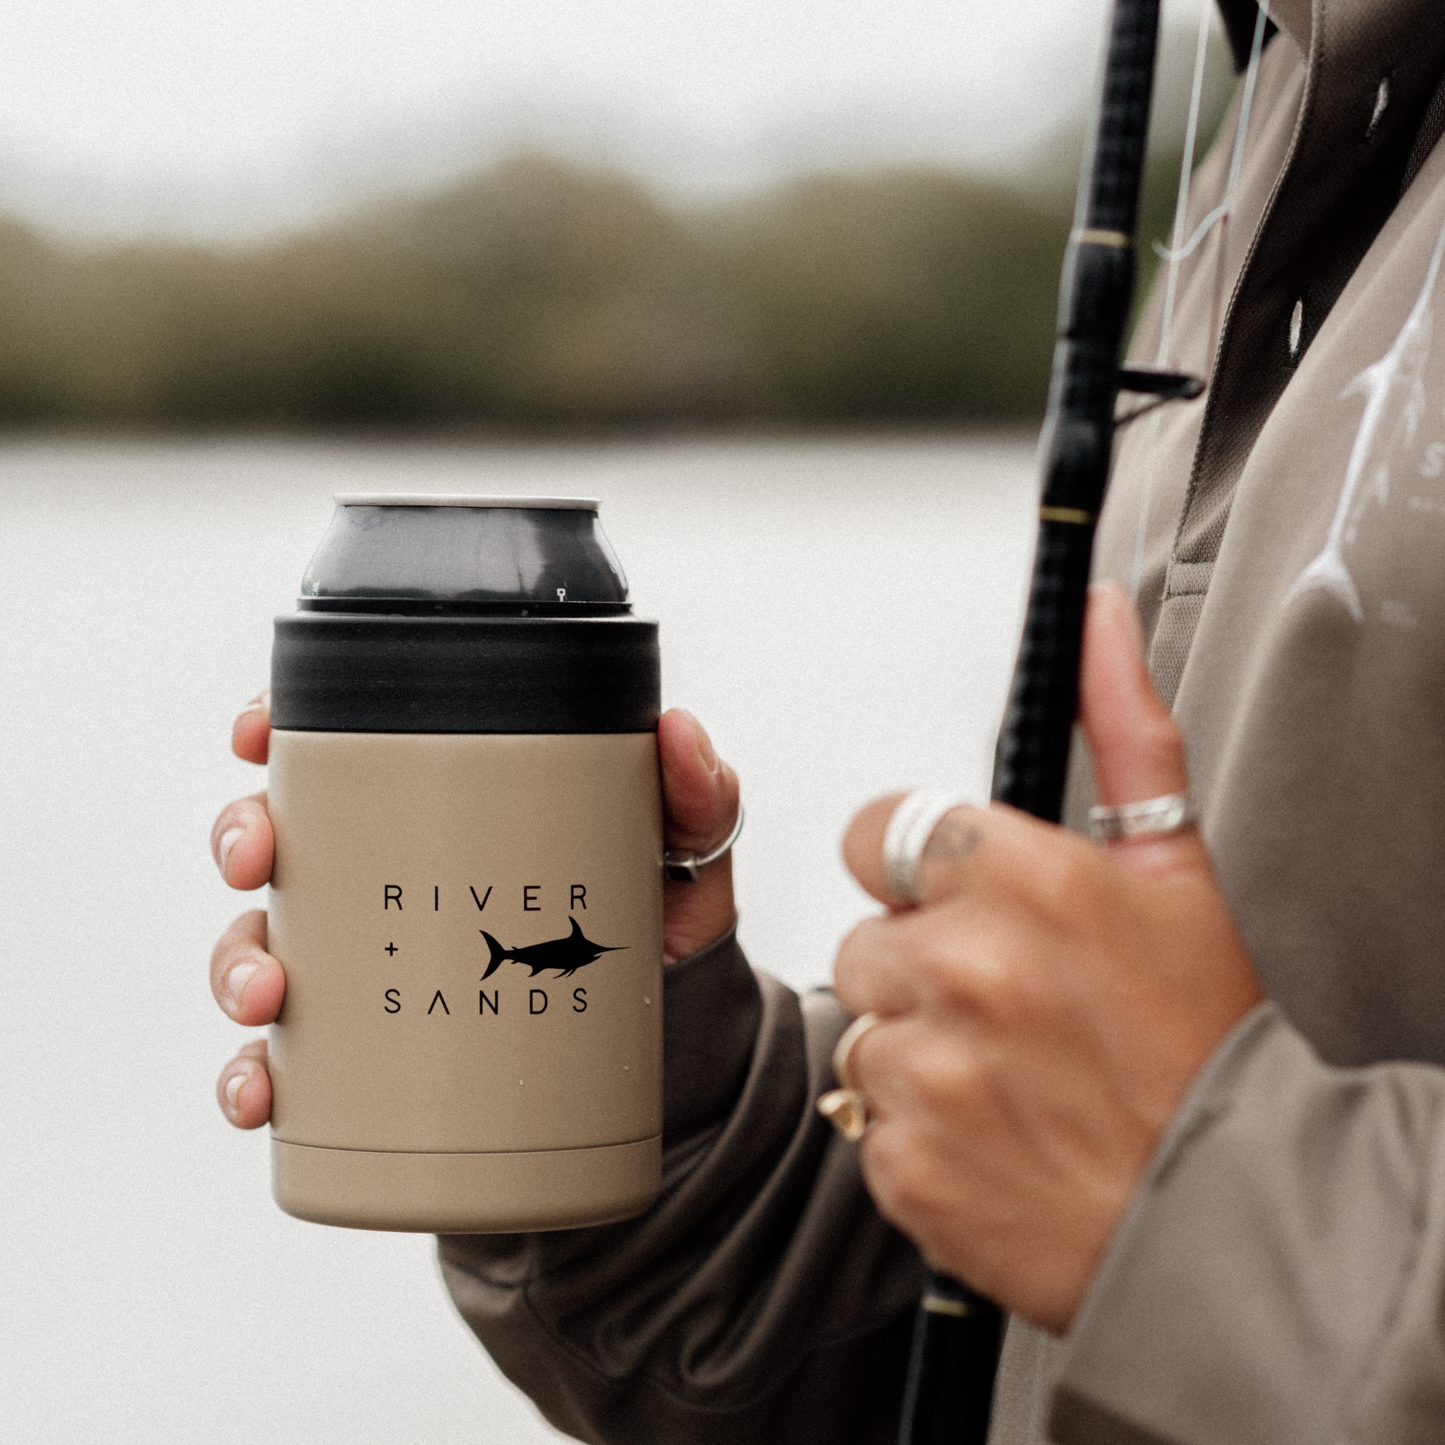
[1078, 582, 1201, 872]
[659, 708, 739, 851]
[657, 708, 740, 965]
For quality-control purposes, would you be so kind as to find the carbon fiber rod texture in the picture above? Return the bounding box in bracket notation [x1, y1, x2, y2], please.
[900, 3, 1162, 1442]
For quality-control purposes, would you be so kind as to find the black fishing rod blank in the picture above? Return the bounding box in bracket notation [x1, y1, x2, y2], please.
[899, 1, 1166, 1440]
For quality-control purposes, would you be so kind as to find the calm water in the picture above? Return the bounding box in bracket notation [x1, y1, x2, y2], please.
[0, 433, 1036, 1443]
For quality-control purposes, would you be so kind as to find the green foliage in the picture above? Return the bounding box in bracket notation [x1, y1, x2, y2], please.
[0, 150, 1206, 430]
[713, 171, 1067, 422]
[0, 5, 1240, 432]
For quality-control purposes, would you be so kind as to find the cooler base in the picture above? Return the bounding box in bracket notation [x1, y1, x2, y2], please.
[271, 1134, 661, 1233]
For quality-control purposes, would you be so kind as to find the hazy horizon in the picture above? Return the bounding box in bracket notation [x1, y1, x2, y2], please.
[2, 0, 1231, 244]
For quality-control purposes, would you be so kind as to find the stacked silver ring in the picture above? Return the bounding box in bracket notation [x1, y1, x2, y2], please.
[882, 789, 975, 904]
[1088, 791, 1194, 842]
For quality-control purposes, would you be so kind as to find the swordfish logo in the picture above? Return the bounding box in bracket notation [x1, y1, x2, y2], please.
[1285, 213, 1445, 621]
[480, 917, 626, 980]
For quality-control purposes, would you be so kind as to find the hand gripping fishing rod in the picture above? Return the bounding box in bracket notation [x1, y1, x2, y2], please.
[899, 1, 1185, 1440]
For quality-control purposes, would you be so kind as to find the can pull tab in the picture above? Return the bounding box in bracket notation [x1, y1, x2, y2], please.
[663, 804, 746, 883]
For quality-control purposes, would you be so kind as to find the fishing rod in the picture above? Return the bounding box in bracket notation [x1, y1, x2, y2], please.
[898, 0, 1205, 1439]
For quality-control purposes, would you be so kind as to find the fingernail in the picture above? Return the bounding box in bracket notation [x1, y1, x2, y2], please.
[241, 690, 270, 714]
[217, 825, 245, 879]
[225, 959, 261, 1011]
[224, 1070, 247, 1112]
[689, 714, 719, 773]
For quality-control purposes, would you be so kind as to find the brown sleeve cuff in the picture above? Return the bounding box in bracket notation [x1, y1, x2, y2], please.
[439, 940, 926, 1443]
[661, 925, 761, 1147]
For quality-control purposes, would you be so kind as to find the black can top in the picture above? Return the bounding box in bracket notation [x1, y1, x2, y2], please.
[273, 494, 658, 734]
[299, 493, 631, 615]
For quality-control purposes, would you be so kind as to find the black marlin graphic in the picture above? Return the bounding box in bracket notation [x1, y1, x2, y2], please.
[480, 917, 626, 980]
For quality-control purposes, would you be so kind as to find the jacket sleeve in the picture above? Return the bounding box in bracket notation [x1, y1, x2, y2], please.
[438, 927, 927, 1445]
[1049, 1003, 1445, 1445]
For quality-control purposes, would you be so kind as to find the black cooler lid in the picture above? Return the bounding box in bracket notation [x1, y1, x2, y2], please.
[271, 494, 659, 734]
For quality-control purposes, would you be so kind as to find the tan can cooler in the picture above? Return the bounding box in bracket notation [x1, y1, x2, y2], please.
[265, 494, 663, 1232]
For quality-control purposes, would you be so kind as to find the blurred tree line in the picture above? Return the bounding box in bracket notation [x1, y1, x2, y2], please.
[0, 149, 1195, 430]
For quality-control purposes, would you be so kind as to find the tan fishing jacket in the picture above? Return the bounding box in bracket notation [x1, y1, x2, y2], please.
[441, 4, 1445, 1441]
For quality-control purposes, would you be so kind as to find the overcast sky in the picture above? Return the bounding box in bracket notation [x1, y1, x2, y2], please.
[0, 0, 1223, 241]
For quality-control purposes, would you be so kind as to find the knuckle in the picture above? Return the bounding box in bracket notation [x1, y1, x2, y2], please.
[919, 1031, 990, 1114]
[909, 921, 967, 995]
[955, 958, 1022, 1029]
[916, 935, 998, 1021]
[1049, 846, 1094, 901]
[908, 1048, 965, 1116]
[834, 918, 884, 987]
[976, 956, 1058, 1038]
[909, 873, 1076, 1028]
[929, 956, 977, 1014]
[1028, 843, 1099, 923]
[867, 1130, 948, 1226]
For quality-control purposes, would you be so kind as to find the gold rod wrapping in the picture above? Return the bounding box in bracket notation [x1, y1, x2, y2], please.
[1073, 227, 1133, 248]
[921, 1294, 972, 1317]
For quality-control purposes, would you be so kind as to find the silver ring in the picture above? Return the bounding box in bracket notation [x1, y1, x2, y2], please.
[1089, 792, 1195, 842]
[664, 803, 745, 883]
[882, 789, 973, 903]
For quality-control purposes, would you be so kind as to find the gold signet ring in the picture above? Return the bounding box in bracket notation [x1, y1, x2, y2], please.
[817, 1011, 880, 1142]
